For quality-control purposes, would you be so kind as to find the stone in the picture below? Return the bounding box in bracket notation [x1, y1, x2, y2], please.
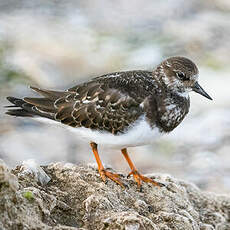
[0, 160, 230, 229]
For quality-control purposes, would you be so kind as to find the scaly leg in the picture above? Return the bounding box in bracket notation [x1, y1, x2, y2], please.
[121, 148, 164, 188]
[90, 142, 124, 187]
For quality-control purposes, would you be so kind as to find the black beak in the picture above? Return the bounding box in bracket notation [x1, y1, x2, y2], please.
[192, 82, 212, 100]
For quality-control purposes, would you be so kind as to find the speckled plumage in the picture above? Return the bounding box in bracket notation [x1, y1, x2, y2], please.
[5, 56, 212, 187]
[6, 56, 212, 140]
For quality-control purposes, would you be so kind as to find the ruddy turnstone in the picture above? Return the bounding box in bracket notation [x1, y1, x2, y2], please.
[6, 56, 212, 188]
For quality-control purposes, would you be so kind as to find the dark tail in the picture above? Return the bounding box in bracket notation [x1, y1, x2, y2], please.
[5, 86, 66, 120]
[6, 97, 35, 117]
[5, 96, 55, 119]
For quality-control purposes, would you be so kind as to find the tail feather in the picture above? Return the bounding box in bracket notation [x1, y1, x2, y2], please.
[5, 86, 61, 119]
[5, 96, 55, 119]
[6, 96, 28, 108]
[5, 86, 76, 121]
[30, 86, 69, 100]
[24, 97, 54, 109]
[6, 108, 33, 117]
[5, 97, 35, 117]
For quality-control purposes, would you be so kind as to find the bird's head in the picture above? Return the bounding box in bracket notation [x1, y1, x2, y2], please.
[158, 56, 212, 100]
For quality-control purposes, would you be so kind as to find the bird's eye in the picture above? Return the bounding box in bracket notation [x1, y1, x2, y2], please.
[176, 72, 189, 81]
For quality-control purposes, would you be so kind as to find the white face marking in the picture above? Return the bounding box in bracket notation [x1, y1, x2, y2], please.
[176, 91, 189, 99]
[193, 74, 199, 81]
[160, 64, 198, 96]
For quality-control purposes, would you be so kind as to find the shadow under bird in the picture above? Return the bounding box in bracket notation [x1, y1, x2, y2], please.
[5, 56, 212, 188]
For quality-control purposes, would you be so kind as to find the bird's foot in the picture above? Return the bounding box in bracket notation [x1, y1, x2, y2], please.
[127, 170, 164, 188]
[99, 169, 124, 188]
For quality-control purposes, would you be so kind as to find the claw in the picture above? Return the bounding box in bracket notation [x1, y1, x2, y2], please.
[99, 169, 124, 188]
[128, 170, 163, 188]
[121, 148, 164, 189]
[127, 171, 132, 178]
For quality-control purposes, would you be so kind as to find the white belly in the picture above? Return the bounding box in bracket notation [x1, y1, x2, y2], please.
[35, 116, 163, 149]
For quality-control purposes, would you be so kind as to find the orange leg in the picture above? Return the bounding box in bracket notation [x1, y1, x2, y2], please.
[90, 142, 124, 187]
[121, 148, 164, 188]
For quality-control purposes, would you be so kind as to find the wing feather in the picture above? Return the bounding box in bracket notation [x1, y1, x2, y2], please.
[6, 71, 155, 134]
[61, 76, 145, 134]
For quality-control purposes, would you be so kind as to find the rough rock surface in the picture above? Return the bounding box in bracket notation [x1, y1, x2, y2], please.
[0, 160, 230, 230]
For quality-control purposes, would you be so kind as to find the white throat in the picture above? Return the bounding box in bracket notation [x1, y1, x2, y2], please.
[176, 91, 189, 99]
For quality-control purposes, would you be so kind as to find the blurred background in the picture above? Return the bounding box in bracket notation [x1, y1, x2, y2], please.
[0, 0, 230, 193]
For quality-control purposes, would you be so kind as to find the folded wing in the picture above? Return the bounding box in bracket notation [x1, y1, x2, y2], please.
[6, 75, 145, 134]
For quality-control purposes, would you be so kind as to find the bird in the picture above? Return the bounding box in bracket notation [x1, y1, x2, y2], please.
[5, 56, 212, 188]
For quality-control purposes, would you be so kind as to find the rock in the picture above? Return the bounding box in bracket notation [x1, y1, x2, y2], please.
[0, 160, 230, 230]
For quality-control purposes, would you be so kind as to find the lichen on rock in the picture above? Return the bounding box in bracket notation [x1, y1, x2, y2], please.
[0, 160, 230, 230]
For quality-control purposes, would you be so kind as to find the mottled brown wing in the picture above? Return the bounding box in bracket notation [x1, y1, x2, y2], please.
[63, 81, 144, 134]
[55, 70, 156, 134]
[6, 71, 152, 134]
